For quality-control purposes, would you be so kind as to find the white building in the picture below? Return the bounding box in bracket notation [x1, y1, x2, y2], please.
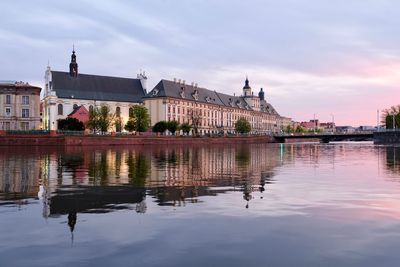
[41, 49, 147, 130]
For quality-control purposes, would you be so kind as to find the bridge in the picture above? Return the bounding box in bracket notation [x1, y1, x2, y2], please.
[273, 132, 373, 143]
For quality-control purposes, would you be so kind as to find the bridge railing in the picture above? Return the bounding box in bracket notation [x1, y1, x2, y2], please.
[274, 131, 374, 137]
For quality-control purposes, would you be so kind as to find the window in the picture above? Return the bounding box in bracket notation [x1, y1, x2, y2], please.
[20, 122, 29, 130]
[58, 104, 63, 115]
[89, 105, 94, 113]
[4, 122, 10, 130]
[129, 107, 134, 118]
[22, 96, 29, 105]
[6, 95, 11, 104]
[116, 107, 121, 117]
[5, 108, 11, 116]
[73, 104, 78, 110]
[22, 109, 29, 118]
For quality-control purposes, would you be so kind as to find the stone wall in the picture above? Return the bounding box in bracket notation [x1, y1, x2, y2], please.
[373, 131, 400, 144]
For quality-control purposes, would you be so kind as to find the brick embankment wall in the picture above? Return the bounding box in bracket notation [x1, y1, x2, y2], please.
[0, 135, 274, 146]
[373, 131, 400, 144]
[64, 136, 274, 146]
[0, 135, 64, 146]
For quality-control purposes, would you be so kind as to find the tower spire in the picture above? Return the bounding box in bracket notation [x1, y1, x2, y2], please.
[69, 46, 78, 77]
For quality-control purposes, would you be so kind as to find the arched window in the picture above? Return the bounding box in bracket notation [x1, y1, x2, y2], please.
[73, 104, 78, 110]
[129, 107, 134, 118]
[116, 107, 121, 117]
[89, 105, 93, 113]
[57, 104, 63, 115]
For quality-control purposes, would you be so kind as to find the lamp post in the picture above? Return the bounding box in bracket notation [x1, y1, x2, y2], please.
[313, 113, 316, 134]
[393, 114, 396, 130]
[331, 114, 335, 133]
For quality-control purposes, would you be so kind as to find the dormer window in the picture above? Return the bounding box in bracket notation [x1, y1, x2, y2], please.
[192, 89, 199, 101]
[180, 87, 186, 98]
[152, 89, 159, 96]
[205, 96, 211, 103]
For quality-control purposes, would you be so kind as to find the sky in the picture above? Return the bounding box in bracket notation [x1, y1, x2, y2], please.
[1, 0, 400, 126]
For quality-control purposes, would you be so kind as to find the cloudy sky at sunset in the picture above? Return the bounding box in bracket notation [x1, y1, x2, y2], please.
[1, 0, 400, 125]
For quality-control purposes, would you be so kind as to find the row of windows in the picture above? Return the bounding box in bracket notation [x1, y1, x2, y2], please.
[3, 95, 29, 105]
[1, 122, 30, 130]
[2, 108, 29, 117]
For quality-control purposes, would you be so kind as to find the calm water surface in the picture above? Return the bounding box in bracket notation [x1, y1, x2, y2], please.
[1, 143, 400, 267]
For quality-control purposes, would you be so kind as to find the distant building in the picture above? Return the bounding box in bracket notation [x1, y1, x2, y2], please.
[0, 81, 41, 130]
[41, 49, 147, 130]
[300, 120, 319, 131]
[144, 77, 290, 135]
[335, 126, 356, 133]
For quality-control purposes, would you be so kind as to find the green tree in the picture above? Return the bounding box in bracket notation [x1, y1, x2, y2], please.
[167, 120, 180, 135]
[57, 117, 84, 131]
[128, 105, 151, 132]
[284, 125, 294, 133]
[235, 117, 251, 134]
[124, 119, 136, 132]
[382, 105, 400, 129]
[295, 125, 305, 133]
[114, 116, 123, 133]
[87, 104, 114, 133]
[152, 121, 168, 134]
[180, 122, 192, 135]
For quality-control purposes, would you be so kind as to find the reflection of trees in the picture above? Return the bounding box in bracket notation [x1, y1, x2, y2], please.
[236, 146, 250, 168]
[88, 151, 109, 185]
[126, 152, 150, 187]
[386, 147, 400, 174]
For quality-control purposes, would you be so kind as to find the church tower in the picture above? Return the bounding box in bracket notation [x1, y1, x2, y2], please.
[69, 47, 78, 78]
[243, 77, 252, 97]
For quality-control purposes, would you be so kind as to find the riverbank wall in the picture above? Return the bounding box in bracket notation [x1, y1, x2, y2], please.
[374, 131, 400, 144]
[0, 134, 274, 146]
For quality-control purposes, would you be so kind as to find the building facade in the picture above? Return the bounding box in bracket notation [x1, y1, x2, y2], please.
[41, 49, 147, 130]
[144, 78, 291, 135]
[0, 81, 41, 130]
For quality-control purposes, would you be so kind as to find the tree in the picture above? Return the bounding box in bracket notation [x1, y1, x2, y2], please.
[295, 125, 305, 133]
[87, 104, 114, 133]
[124, 119, 136, 132]
[114, 116, 123, 133]
[152, 121, 168, 134]
[57, 117, 85, 131]
[167, 120, 180, 135]
[180, 123, 192, 135]
[128, 105, 151, 132]
[235, 117, 251, 134]
[284, 125, 294, 133]
[382, 105, 400, 129]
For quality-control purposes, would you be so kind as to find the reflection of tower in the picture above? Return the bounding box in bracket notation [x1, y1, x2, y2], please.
[135, 200, 147, 213]
[68, 212, 77, 246]
[243, 183, 253, 209]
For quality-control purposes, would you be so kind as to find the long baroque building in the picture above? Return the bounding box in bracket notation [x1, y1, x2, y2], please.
[144, 78, 290, 135]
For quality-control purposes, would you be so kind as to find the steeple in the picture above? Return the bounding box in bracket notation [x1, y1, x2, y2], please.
[258, 88, 265, 101]
[69, 46, 78, 78]
[243, 76, 252, 97]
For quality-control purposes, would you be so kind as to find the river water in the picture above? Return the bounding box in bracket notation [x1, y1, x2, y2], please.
[1, 143, 400, 267]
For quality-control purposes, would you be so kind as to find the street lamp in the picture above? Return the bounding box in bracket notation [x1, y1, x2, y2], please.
[330, 114, 335, 133]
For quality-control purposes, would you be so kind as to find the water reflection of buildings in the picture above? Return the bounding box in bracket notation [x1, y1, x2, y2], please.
[38, 145, 282, 216]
